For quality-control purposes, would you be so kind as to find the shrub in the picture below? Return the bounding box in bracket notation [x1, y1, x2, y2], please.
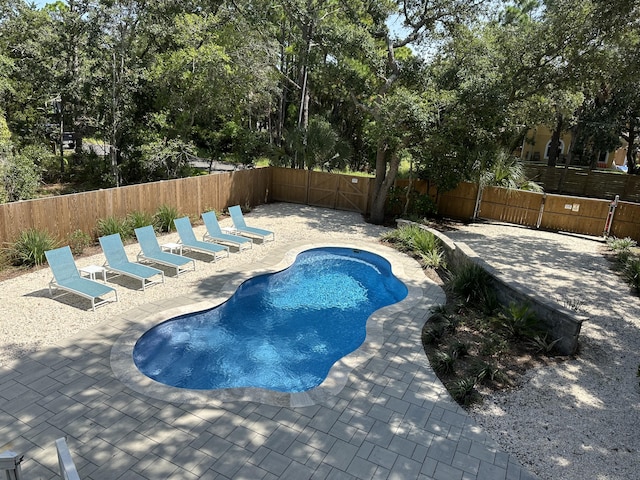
[607, 236, 636, 253]
[422, 324, 446, 346]
[421, 249, 446, 270]
[410, 228, 439, 257]
[432, 351, 456, 375]
[127, 210, 156, 231]
[155, 204, 180, 232]
[528, 334, 561, 355]
[623, 258, 640, 291]
[496, 302, 542, 339]
[67, 229, 92, 255]
[96, 216, 130, 238]
[8, 228, 58, 266]
[411, 193, 437, 217]
[449, 262, 494, 307]
[450, 341, 469, 359]
[470, 361, 506, 385]
[447, 377, 479, 406]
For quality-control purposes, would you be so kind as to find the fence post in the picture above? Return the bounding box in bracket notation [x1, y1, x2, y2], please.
[472, 183, 483, 220]
[536, 193, 547, 229]
[603, 195, 619, 237]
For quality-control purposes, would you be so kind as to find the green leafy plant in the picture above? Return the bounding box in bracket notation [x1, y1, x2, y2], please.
[449, 262, 494, 307]
[528, 334, 561, 355]
[559, 295, 586, 313]
[127, 210, 156, 231]
[155, 204, 180, 232]
[420, 249, 446, 269]
[450, 341, 469, 359]
[96, 216, 130, 238]
[495, 302, 542, 339]
[422, 323, 447, 346]
[447, 377, 479, 406]
[623, 258, 640, 291]
[479, 332, 509, 356]
[66, 229, 92, 255]
[470, 360, 506, 385]
[431, 350, 456, 375]
[607, 236, 636, 253]
[8, 228, 58, 266]
[411, 192, 437, 217]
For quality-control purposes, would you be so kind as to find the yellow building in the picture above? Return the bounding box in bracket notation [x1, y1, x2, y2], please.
[519, 125, 627, 170]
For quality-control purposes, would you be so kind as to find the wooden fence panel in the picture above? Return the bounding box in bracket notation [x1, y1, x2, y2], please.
[334, 175, 371, 212]
[0, 169, 272, 245]
[307, 172, 339, 208]
[539, 195, 610, 236]
[438, 182, 478, 219]
[610, 202, 640, 240]
[523, 164, 640, 204]
[271, 167, 308, 204]
[479, 187, 542, 227]
[622, 176, 640, 204]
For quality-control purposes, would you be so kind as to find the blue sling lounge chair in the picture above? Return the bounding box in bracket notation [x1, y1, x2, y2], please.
[174, 217, 230, 262]
[45, 246, 118, 312]
[201, 211, 252, 251]
[134, 225, 195, 276]
[228, 205, 275, 243]
[99, 233, 165, 290]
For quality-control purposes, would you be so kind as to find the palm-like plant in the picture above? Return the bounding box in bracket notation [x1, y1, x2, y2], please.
[482, 151, 543, 192]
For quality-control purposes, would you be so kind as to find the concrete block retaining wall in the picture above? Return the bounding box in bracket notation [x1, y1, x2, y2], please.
[397, 219, 584, 355]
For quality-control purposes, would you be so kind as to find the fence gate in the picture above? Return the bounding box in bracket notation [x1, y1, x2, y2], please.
[306, 171, 370, 213]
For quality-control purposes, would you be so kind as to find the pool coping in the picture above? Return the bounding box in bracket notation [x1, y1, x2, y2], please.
[110, 241, 430, 407]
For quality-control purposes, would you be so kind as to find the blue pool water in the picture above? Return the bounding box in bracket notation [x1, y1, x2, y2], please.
[133, 247, 408, 392]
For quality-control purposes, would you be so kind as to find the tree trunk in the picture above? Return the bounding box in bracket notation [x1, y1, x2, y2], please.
[627, 118, 637, 175]
[369, 138, 405, 224]
[547, 113, 563, 167]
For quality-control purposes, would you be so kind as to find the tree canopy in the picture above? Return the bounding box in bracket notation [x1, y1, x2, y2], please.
[0, 0, 638, 221]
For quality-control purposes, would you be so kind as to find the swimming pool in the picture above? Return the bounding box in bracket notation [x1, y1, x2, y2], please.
[133, 247, 408, 392]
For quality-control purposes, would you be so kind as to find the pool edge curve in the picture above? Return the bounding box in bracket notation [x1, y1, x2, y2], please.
[110, 240, 442, 407]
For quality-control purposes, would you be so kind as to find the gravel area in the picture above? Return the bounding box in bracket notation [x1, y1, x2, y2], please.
[445, 221, 640, 480]
[0, 203, 389, 368]
[1, 204, 637, 479]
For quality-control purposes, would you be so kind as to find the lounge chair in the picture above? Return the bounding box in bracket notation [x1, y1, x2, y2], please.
[55, 438, 80, 480]
[174, 217, 230, 262]
[202, 211, 252, 251]
[99, 233, 165, 290]
[228, 205, 275, 242]
[134, 225, 195, 276]
[45, 246, 118, 312]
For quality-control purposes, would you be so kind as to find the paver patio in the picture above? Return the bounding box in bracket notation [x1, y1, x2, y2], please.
[0, 205, 538, 480]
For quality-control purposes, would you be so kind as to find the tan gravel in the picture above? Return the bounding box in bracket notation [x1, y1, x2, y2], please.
[0, 203, 389, 368]
[444, 222, 640, 480]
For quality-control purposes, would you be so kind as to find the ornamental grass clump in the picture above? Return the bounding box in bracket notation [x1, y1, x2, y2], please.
[127, 210, 156, 232]
[66, 229, 92, 255]
[8, 228, 58, 266]
[449, 262, 496, 311]
[381, 225, 446, 269]
[96, 216, 131, 238]
[155, 204, 180, 233]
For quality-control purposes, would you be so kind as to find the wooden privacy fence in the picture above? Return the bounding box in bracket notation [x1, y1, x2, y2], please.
[270, 167, 373, 213]
[2, 166, 640, 246]
[394, 179, 640, 242]
[0, 168, 272, 245]
[477, 187, 640, 241]
[523, 164, 640, 204]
